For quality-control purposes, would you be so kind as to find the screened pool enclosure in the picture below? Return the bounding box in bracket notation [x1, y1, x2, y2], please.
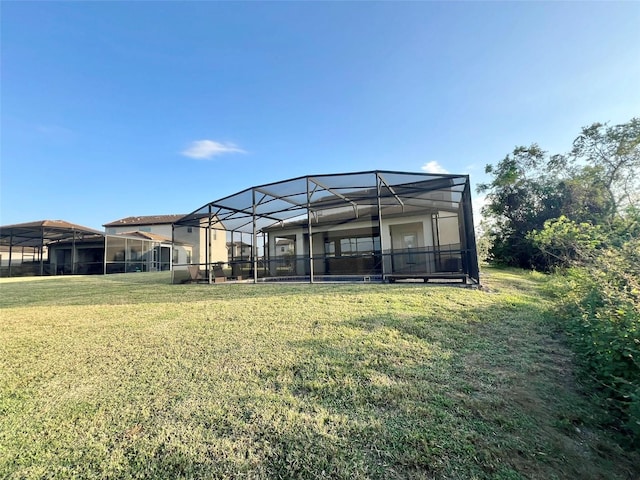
[173, 170, 479, 285]
[0, 220, 171, 277]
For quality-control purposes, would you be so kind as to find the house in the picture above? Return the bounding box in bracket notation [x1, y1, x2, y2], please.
[275, 238, 295, 255]
[104, 214, 227, 270]
[226, 241, 253, 262]
[104, 214, 184, 236]
[104, 214, 182, 264]
[173, 170, 479, 284]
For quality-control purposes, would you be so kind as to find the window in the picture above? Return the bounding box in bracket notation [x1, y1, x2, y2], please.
[338, 236, 380, 255]
[324, 241, 335, 257]
[340, 238, 356, 254]
[173, 248, 179, 264]
[403, 234, 417, 250]
[187, 227, 193, 233]
[186, 251, 192, 264]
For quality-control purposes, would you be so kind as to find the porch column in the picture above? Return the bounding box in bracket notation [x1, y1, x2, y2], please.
[306, 177, 314, 283]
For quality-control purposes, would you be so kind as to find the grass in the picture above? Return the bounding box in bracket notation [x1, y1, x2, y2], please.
[1, 268, 638, 479]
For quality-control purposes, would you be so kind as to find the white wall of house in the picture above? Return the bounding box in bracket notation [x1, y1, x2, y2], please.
[172, 245, 193, 266]
[173, 224, 227, 267]
[0, 247, 43, 266]
[106, 224, 173, 238]
[268, 213, 454, 255]
[265, 209, 462, 276]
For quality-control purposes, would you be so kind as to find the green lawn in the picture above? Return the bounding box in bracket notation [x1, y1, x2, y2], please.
[1, 268, 638, 479]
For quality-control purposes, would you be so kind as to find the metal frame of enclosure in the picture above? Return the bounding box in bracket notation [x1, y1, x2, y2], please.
[173, 170, 479, 285]
[0, 220, 171, 277]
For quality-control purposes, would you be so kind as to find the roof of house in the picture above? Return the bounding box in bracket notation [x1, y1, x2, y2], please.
[226, 241, 252, 247]
[103, 215, 185, 227]
[116, 231, 173, 243]
[275, 238, 294, 245]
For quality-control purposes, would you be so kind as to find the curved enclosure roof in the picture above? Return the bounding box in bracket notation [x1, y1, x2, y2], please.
[176, 170, 471, 234]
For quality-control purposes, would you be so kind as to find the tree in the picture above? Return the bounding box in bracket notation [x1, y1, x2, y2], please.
[477, 145, 565, 268]
[571, 118, 640, 213]
[556, 166, 615, 226]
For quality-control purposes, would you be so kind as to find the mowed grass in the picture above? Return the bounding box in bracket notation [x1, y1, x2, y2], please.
[1, 269, 638, 479]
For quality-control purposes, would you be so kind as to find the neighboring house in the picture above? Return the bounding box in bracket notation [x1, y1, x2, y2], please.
[104, 214, 227, 269]
[275, 238, 295, 255]
[104, 214, 183, 237]
[174, 170, 480, 284]
[104, 215, 182, 269]
[226, 241, 253, 262]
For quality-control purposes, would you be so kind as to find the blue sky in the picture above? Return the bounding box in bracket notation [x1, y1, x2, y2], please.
[1, 1, 639, 231]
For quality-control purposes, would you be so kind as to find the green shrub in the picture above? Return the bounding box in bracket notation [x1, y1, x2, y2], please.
[552, 239, 640, 445]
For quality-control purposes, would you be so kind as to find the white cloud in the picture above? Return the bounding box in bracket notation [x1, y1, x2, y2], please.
[181, 140, 246, 159]
[420, 161, 449, 174]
